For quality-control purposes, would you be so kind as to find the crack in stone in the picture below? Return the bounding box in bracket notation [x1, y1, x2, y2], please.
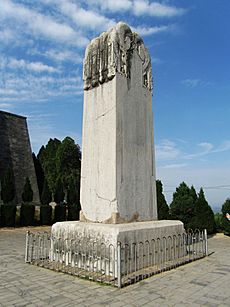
[95, 106, 115, 120]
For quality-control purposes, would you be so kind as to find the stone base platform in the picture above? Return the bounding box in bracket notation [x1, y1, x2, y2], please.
[51, 220, 185, 245]
[50, 220, 185, 280]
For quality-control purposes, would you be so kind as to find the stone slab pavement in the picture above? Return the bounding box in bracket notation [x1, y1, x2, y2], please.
[0, 226, 229, 307]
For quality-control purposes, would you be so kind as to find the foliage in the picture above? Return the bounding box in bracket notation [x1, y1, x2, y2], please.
[67, 202, 81, 221]
[54, 177, 65, 204]
[221, 199, 230, 235]
[67, 175, 79, 205]
[189, 188, 215, 234]
[20, 203, 35, 226]
[37, 137, 81, 205]
[22, 177, 33, 203]
[41, 179, 52, 205]
[214, 212, 223, 232]
[54, 203, 66, 222]
[40, 205, 52, 225]
[56, 137, 81, 197]
[38, 138, 61, 199]
[1, 168, 15, 204]
[0, 205, 16, 227]
[32, 152, 44, 197]
[156, 180, 169, 219]
[170, 182, 195, 229]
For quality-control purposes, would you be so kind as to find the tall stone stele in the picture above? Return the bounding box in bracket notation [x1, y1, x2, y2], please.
[80, 22, 157, 223]
[51, 23, 184, 269]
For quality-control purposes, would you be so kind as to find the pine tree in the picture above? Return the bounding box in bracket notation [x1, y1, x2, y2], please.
[190, 188, 215, 233]
[41, 178, 52, 205]
[170, 182, 195, 229]
[54, 177, 65, 204]
[32, 152, 44, 198]
[1, 168, 15, 204]
[156, 180, 169, 219]
[22, 177, 33, 203]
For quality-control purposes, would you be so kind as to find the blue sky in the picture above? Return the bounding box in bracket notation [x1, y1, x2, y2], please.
[1, 0, 230, 210]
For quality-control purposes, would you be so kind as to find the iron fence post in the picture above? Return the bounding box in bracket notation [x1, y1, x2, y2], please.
[117, 242, 121, 288]
[25, 231, 30, 263]
[204, 229, 208, 256]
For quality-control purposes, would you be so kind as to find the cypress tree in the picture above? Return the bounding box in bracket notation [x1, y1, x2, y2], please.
[156, 180, 169, 219]
[41, 179, 52, 205]
[54, 177, 65, 204]
[1, 168, 15, 204]
[170, 182, 195, 229]
[190, 188, 215, 233]
[22, 177, 33, 203]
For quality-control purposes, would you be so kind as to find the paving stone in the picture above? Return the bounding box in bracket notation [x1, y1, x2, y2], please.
[0, 228, 230, 306]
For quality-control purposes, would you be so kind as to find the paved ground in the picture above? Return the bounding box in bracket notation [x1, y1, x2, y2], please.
[0, 227, 229, 307]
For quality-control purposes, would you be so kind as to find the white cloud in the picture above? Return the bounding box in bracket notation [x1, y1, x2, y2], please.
[133, 0, 186, 17]
[0, 28, 14, 43]
[213, 141, 230, 153]
[43, 50, 82, 63]
[133, 24, 173, 36]
[88, 0, 132, 12]
[0, 0, 88, 46]
[155, 139, 181, 161]
[182, 78, 201, 87]
[87, 0, 185, 17]
[8, 58, 58, 73]
[58, 1, 115, 31]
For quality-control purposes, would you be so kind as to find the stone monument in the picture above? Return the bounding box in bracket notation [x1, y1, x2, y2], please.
[51, 22, 184, 271]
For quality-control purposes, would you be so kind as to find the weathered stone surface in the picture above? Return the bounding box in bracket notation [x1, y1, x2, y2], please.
[81, 25, 157, 223]
[52, 220, 185, 246]
[0, 111, 40, 204]
[83, 22, 152, 92]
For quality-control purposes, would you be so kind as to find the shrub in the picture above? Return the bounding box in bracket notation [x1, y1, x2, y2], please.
[214, 213, 223, 232]
[40, 205, 52, 225]
[0, 205, 16, 227]
[54, 177, 65, 204]
[1, 169, 15, 204]
[41, 179, 52, 205]
[67, 202, 80, 221]
[20, 203, 35, 226]
[22, 177, 33, 202]
[54, 203, 66, 222]
[221, 199, 230, 236]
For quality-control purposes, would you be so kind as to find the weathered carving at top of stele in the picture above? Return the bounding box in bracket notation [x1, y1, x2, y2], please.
[83, 22, 152, 92]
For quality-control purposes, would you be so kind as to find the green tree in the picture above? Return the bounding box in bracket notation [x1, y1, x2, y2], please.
[170, 182, 195, 229]
[221, 199, 230, 235]
[190, 188, 215, 234]
[38, 138, 61, 199]
[214, 212, 223, 232]
[54, 176, 65, 204]
[190, 185, 198, 203]
[41, 178, 52, 205]
[156, 180, 169, 219]
[1, 168, 15, 204]
[32, 152, 44, 198]
[56, 137, 81, 196]
[22, 177, 33, 203]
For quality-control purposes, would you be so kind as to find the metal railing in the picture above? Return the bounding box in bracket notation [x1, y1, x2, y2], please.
[25, 229, 208, 288]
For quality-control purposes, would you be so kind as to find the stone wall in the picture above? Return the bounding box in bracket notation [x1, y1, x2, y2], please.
[0, 111, 40, 204]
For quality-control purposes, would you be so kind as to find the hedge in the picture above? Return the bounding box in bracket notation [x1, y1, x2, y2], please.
[0, 205, 16, 227]
[20, 203, 35, 226]
[67, 204, 80, 221]
[40, 205, 52, 225]
[54, 204, 66, 222]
